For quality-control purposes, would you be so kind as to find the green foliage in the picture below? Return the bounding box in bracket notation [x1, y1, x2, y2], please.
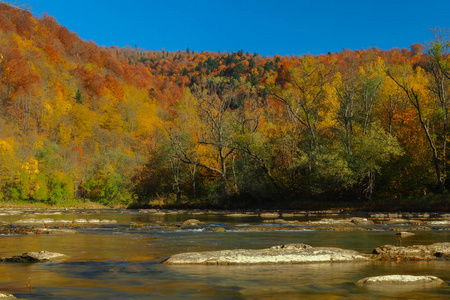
[48, 176, 73, 205]
[75, 89, 83, 104]
[1, 3, 450, 210]
[33, 174, 49, 201]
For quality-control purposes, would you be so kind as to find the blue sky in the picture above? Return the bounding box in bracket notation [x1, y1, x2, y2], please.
[22, 0, 450, 56]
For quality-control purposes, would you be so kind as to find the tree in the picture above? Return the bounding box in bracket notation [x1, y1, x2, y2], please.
[174, 79, 238, 196]
[74, 89, 83, 104]
[388, 65, 445, 193]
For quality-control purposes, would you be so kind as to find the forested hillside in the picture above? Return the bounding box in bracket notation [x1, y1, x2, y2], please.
[0, 3, 449, 208]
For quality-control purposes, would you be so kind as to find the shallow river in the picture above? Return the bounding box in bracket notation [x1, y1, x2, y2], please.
[0, 210, 449, 299]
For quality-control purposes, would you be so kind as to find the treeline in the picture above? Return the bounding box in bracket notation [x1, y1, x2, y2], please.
[0, 3, 449, 208]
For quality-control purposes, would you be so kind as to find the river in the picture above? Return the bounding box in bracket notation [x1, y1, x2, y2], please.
[0, 210, 448, 299]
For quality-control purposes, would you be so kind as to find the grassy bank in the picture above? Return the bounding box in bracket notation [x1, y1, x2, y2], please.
[0, 199, 126, 209]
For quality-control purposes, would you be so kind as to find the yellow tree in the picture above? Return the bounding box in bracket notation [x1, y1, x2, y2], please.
[174, 79, 238, 195]
[388, 64, 445, 192]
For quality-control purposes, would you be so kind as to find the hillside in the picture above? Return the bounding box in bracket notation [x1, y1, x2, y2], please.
[0, 3, 449, 209]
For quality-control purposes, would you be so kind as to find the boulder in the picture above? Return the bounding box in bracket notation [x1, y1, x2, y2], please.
[87, 219, 100, 223]
[372, 242, 450, 259]
[356, 275, 446, 288]
[163, 243, 369, 265]
[427, 220, 450, 225]
[73, 219, 87, 224]
[182, 219, 204, 226]
[210, 227, 226, 232]
[100, 219, 117, 224]
[396, 231, 415, 237]
[1, 251, 66, 263]
[350, 218, 374, 225]
[0, 292, 16, 299]
[428, 242, 450, 258]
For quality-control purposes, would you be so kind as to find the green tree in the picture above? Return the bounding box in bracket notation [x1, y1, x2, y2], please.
[74, 89, 83, 104]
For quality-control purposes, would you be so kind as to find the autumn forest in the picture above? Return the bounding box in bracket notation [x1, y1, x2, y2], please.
[0, 4, 449, 209]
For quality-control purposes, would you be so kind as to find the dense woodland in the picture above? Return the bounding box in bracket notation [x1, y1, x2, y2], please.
[0, 3, 449, 208]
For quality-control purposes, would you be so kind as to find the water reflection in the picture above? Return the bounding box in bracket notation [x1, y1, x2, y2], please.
[0, 212, 448, 299]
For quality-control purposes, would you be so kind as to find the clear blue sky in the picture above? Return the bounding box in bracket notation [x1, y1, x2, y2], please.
[22, 0, 450, 56]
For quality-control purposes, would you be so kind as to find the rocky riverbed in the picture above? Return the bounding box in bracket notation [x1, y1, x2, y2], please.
[0, 208, 449, 235]
[0, 208, 448, 299]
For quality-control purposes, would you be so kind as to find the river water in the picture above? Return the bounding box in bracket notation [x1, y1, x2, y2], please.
[0, 210, 448, 299]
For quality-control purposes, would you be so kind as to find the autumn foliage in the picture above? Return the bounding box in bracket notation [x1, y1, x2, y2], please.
[0, 3, 449, 208]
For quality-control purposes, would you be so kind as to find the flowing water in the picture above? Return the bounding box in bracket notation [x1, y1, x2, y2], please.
[0, 210, 448, 299]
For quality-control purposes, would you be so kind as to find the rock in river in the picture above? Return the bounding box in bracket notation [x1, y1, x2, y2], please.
[163, 243, 369, 265]
[372, 242, 450, 259]
[182, 219, 204, 226]
[1, 251, 66, 263]
[0, 292, 16, 299]
[356, 275, 446, 288]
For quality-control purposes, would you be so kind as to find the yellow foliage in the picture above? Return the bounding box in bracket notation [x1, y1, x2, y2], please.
[70, 103, 96, 140]
[0, 138, 14, 154]
[59, 123, 72, 146]
[34, 140, 44, 150]
[21, 157, 39, 175]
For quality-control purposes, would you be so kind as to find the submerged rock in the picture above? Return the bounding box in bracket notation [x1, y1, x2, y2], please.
[262, 219, 300, 225]
[225, 213, 252, 217]
[259, 212, 280, 218]
[1, 251, 66, 263]
[309, 219, 353, 225]
[36, 228, 77, 235]
[372, 242, 450, 259]
[210, 227, 226, 232]
[385, 218, 422, 225]
[163, 243, 369, 265]
[356, 275, 446, 288]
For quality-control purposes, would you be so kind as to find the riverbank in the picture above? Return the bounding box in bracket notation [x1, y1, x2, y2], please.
[0, 200, 125, 210]
[130, 193, 450, 212]
[0, 192, 448, 212]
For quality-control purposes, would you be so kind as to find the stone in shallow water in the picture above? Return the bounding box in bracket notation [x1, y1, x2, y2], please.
[210, 227, 226, 232]
[100, 219, 117, 224]
[356, 275, 446, 288]
[1, 251, 66, 263]
[15, 218, 55, 224]
[163, 243, 369, 265]
[0, 292, 16, 299]
[182, 219, 204, 226]
[372, 242, 450, 259]
[262, 219, 300, 224]
[259, 212, 280, 218]
[396, 231, 415, 237]
[73, 219, 87, 223]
